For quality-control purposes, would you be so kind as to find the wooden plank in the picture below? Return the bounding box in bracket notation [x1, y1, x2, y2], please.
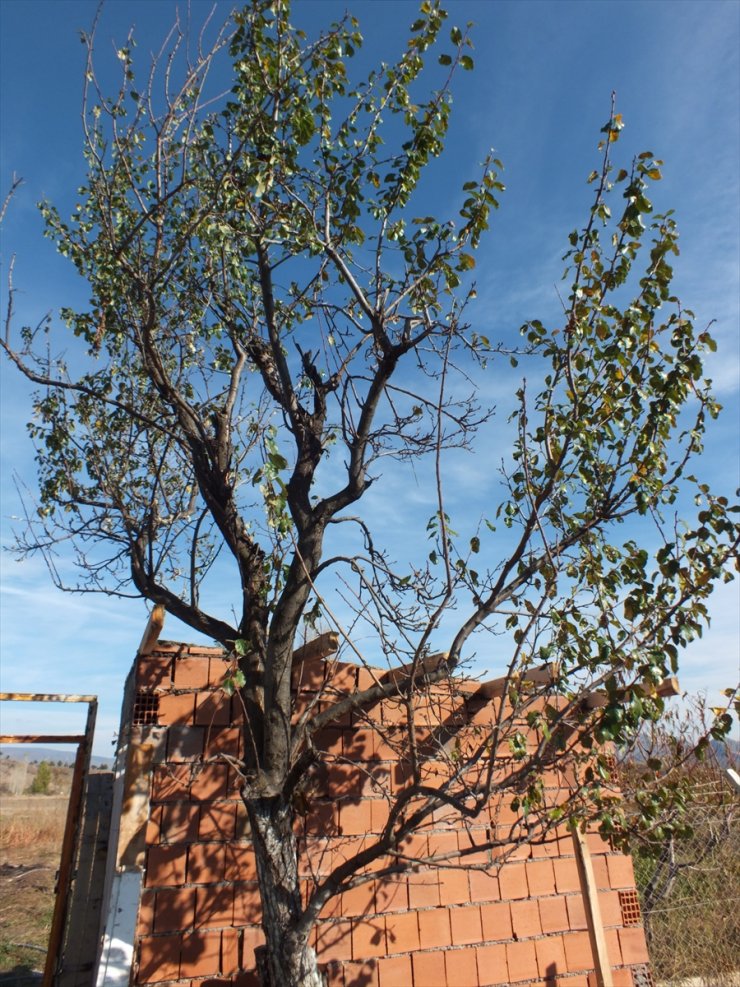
[291, 631, 340, 667]
[0, 734, 86, 745]
[138, 604, 166, 657]
[571, 827, 612, 987]
[470, 662, 559, 701]
[0, 692, 97, 703]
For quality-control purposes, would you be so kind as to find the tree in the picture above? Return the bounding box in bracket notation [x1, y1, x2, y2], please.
[29, 760, 51, 795]
[2, 2, 738, 983]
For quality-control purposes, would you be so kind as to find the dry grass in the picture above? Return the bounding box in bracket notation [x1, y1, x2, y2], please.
[0, 794, 68, 979]
[0, 806, 67, 853]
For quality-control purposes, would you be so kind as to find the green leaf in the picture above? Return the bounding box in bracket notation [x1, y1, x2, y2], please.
[460, 54, 474, 71]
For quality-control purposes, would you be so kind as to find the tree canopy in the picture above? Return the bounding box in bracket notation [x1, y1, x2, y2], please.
[3, 2, 738, 983]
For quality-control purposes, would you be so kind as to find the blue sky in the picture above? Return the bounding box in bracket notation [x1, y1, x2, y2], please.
[1, 0, 738, 755]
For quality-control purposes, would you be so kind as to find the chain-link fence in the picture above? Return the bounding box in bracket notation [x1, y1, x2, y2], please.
[633, 775, 740, 987]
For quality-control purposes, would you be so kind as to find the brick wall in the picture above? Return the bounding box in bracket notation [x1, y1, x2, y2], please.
[126, 642, 651, 987]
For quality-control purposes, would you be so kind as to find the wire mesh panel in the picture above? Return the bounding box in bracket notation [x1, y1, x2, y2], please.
[634, 778, 740, 987]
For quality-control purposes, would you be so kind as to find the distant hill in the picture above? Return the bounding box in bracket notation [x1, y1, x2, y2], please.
[0, 745, 113, 769]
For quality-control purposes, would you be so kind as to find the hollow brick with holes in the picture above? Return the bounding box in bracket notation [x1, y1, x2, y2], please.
[450, 904, 483, 946]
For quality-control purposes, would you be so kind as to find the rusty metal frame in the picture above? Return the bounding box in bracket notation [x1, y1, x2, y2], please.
[0, 692, 98, 987]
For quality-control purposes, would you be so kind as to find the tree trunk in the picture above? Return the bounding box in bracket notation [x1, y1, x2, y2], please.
[248, 796, 325, 987]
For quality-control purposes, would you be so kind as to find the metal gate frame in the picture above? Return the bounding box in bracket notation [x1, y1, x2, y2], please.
[0, 692, 97, 987]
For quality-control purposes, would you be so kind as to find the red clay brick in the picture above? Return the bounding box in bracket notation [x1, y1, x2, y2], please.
[315, 920, 353, 962]
[159, 692, 196, 726]
[369, 799, 390, 833]
[526, 859, 556, 896]
[137, 657, 172, 691]
[449, 905, 483, 946]
[342, 880, 376, 918]
[412, 950, 447, 987]
[195, 692, 232, 727]
[480, 901, 513, 942]
[553, 857, 581, 895]
[618, 926, 649, 964]
[233, 883, 261, 926]
[167, 726, 205, 761]
[538, 895, 569, 934]
[344, 959, 380, 987]
[187, 843, 225, 885]
[199, 802, 236, 842]
[566, 893, 588, 931]
[418, 905, 452, 949]
[439, 868, 470, 906]
[155, 887, 197, 932]
[598, 890, 622, 927]
[151, 764, 192, 802]
[378, 953, 412, 987]
[535, 934, 567, 979]
[195, 885, 234, 929]
[224, 844, 257, 882]
[385, 910, 420, 953]
[352, 917, 386, 959]
[138, 889, 156, 935]
[427, 831, 460, 858]
[344, 728, 377, 761]
[562, 931, 593, 972]
[190, 765, 228, 802]
[408, 870, 441, 908]
[208, 657, 231, 688]
[605, 928, 622, 966]
[323, 959, 345, 987]
[469, 868, 499, 902]
[221, 928, 240, 976]
[138, 934, 181, 983]
[586, 830, 612, 855]
[159, 803, 199, 844]
[241, 925, 266, 969]
[174, 657, 211, 689]
[204, 726, 242, 759]
[498, 861, 529, 901]
[476, 943, 508, 986]
[180, 931, 222, 978]
[510, 898, 542, 939]
[444, 947, 479, 987]
[340, 800, 373, 837]
[506, 940, 539, 983]
[146, 845, 188, 887]
[375, 877, 408, 914]
[607, 853, 635, 890]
